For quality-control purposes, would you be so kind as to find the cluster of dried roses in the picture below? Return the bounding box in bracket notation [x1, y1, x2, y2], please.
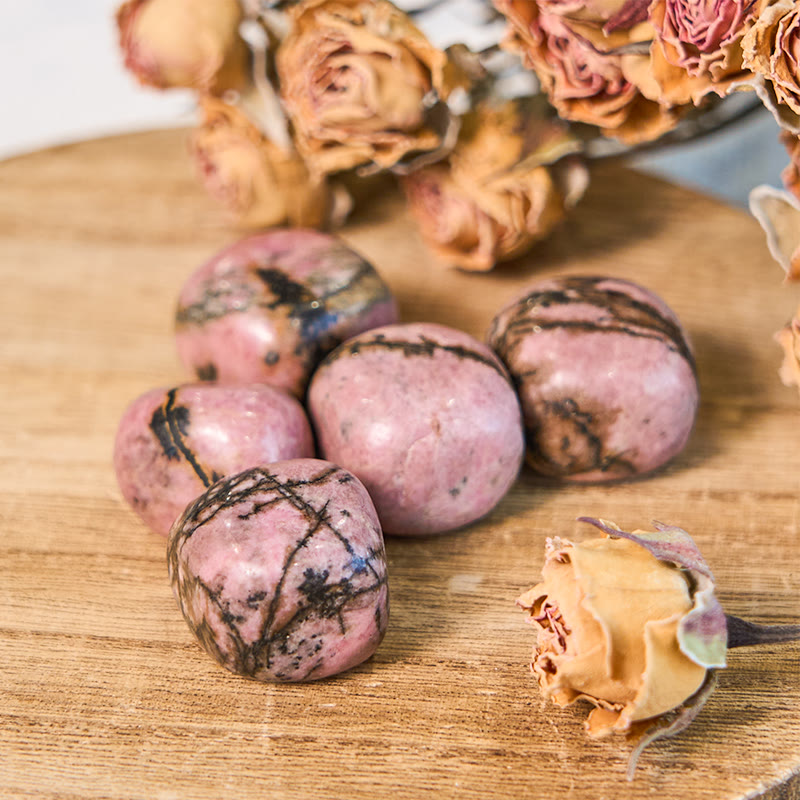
[116, 0, 591, 271]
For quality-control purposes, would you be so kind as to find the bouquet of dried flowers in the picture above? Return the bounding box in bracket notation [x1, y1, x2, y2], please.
[114, 0, 800, 274]
[114, 0, 800, 273]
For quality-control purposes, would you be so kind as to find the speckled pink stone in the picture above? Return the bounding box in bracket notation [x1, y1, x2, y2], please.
[167, 459, 389, 682]
[175, 229, 398, 396]
[487, 275, 699, 482]
[307, 322, 525, 536]
[113, 383, 314, 535]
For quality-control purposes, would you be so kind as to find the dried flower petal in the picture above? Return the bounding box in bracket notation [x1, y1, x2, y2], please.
[748, 184, 800, 282]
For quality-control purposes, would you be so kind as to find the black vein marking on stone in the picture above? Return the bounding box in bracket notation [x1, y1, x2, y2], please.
[490, 275, 696, 374]
[195, 363, 218, 381]
[257, 268, 316, 308]
[149, 389, 214, 488]
[319, 333, 511, 384]
[175, 278, 258, 326]
[526, 397, 637, 477]
[168, 465, 387, 679]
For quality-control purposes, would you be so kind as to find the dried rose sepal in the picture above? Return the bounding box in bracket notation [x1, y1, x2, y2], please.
[625, 671, 718, 780]
[577, 517, 728, 669]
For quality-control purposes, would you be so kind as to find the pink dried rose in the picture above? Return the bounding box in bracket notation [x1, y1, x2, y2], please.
[276, 0, 465, 175]
[518, 517, 800, 777]
[742, 0, 800, 127]
[116, 0, 249, 92]
[401, 98, 588, 271]
[190, 92, 338, 229]
[775, 306, 800, 392]
[649, 0, 764, 104]
[494, 0, 680, 144]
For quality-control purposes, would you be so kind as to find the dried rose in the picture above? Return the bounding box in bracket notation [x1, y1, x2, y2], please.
[494, 0, 680, 144]
[748, 183, 800, 282]
[116, 0, 249, 92]
[190, 92, 340, 229]
[651, 0, 760, 86]
[518, 519, 726, 737]
[519, 517, 800, 776]
[401, 98, 587, 271]
[741, 0, 800, 128]
[276, 0, 464, 175]
[775, 306, 800, 392]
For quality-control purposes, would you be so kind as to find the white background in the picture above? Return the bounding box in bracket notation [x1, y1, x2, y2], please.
[0, 0, 789, 206]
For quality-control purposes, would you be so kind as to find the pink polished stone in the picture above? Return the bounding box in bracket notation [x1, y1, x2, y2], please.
[307, 322, 525, 536]
[174, 229, 398, 396]
[487, 275, 699, 482]
[114, 383, 314, 535]
[167, 459, 389, 681]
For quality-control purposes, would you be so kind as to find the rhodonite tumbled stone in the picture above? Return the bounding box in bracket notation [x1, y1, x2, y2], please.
[487, 275, 699, 482]
[167, 459, 389, 682]
[114, 383, 314, 535]
[174, 229, 398, 396]
[307, 322, 525, 536]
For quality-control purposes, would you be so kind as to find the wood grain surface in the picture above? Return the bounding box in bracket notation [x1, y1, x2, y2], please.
[1, 130, 799, 800]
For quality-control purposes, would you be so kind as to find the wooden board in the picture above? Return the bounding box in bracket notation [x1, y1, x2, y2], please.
[1, 129, 799, 800]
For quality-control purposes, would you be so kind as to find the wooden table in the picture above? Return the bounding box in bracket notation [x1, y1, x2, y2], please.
[1, 130, 798, 800]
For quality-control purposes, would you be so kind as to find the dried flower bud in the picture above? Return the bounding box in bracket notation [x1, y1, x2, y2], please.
[191, 92, 341, 229]
[276, 0, 465, 174]
[518, 518, 727, 770]
[116, 0, 249, 92]
[401, 98, 587, 271]
[742, 0, 800, 122]
[776, 306, 800, 392]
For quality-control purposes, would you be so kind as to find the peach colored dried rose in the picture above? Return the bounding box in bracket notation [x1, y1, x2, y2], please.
[276, 0, 464, 175]
[776, 306, 800, 391]
[116, 0, 249, 92]
[742, 0, 800, 118]
[190, 93, 336, 229]
[401, 99, 587, 271]
[494, 0, 680, 144]
[517, 519, 726, 741]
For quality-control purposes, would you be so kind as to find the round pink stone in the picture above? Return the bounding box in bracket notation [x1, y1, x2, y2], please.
[174, 229, 398, 397]
[167, 459, 389, 682]
[114, 383, 314, 535]
[307, 322, 525, 536]
[487, 275, 699, 482]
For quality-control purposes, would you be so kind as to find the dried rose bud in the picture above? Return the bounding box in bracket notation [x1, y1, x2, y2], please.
[276, 0, 465, 175]
[776, 306, 800, 392]
[191, 92, 339, 229]
[401, 98, 588, 271]
[518, 518, 727, 773]
[116, 0, 249, 92]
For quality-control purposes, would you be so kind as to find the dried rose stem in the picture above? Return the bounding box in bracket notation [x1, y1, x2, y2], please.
[725, 614, 800, 648]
